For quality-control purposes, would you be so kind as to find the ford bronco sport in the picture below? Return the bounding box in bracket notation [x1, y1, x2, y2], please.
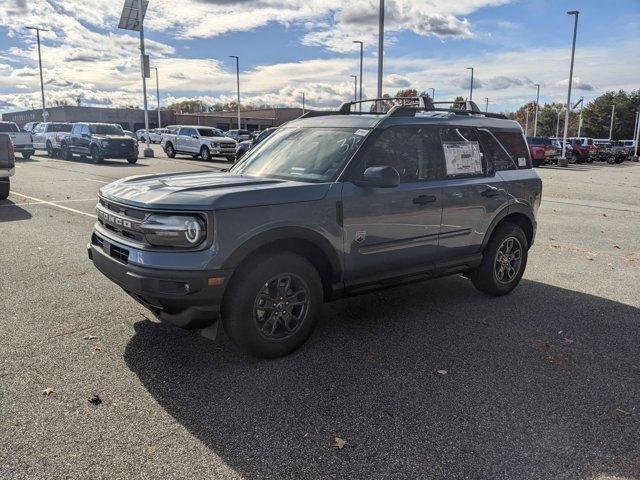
[88, 97, 541, 358]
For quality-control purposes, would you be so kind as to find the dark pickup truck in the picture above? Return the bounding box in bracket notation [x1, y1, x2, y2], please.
[60, 123, 138, 164]
[0, 133, 15, 199]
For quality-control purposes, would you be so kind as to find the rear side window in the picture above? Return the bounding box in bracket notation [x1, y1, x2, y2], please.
[439, 127, 486, 178]
[0, 123, 19, 133]
[493, 131, 531, 169]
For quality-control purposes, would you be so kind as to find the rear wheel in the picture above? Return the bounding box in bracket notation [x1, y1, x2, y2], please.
[568, 153, 578, 164]
[127, 158, 138, 164]
[61, 144, 73, 160]
[0, 178, 9, 200]
[165, 143, 176, 158]
[226, 156, 236, 162]
[222, 252, 323, 358]
[471, 222, 528, 296]
[21, 152, 31, 160]
[200, 146, 211, 161]
[91, 146, 104, 164]
[607, 155, 616, 164]
[46, 141, 54, 157]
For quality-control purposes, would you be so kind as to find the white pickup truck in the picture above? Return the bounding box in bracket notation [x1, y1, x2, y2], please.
[160, 125, 237, 162]
[0, 121, 34, 159]
[31, 122, 73, 157]
[0, 133, 15, 199]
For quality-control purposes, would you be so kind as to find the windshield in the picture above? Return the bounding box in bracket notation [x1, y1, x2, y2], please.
[231, 127, 367, 182]
[91, 124, 124, 135]
[197, 128, 223, 137]
[0, 123, 19, 133]
[49, 123, 72, 133]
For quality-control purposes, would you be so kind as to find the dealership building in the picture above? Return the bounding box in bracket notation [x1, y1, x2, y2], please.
[1, 106, 305, 132]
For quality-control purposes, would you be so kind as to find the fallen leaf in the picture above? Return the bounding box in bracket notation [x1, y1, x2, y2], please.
[616, 408, 631, 416]
[602, 213, 607, 217]
[83, 335, 97, 340]
[367, 354, 377, 363]
[88, 394, 102, 406]
[92, 345, 102, 353]
[42, 388, 55, 396]
[564, 338, 574, 344]
[436, 369, 448, 375]
[334, 437, 347, 449]
[613, 245, 621, 249]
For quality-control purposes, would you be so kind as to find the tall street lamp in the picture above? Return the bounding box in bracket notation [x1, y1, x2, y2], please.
[608, 104, 615, 141]
[429, 87, 435, 100]
[525, 107, 529, 136]
[466, 67, 474, 102]
[352, 40, 363, 111]
[556, 107, 564, 138]
[351, 75, 358, 101]
[634, 111, 640, 159]
[25, 26, 49, 122]
[229, 56, 241, 129]
[559, 10, 580, 167]
[484, 97, 489, 112]
[377, 0, 384, 101]
[152, 66, 161, 128]
[576, 96, 584, 136]
[300, 91, 305, 115]
[533, 83, 540, 136]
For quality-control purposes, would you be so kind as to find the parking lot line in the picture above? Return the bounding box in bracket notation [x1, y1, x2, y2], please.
[10, 192, 96, 218]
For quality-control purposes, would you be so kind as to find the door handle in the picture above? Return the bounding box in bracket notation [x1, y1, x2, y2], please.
[413, 195, 437, 205]
[481, 187, 501, 198]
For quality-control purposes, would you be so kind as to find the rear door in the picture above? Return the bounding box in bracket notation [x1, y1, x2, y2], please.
[437, 126, 511, 260]
[69, 124, 82, 153]
[341, 124, 445, 285]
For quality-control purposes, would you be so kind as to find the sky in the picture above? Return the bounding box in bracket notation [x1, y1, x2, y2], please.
[0, 0, 638, 115]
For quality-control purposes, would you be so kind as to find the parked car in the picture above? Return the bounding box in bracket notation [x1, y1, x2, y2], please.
[609, 140, 631, 164]
[124, 130, 139, 149]
[526, 136, 557, 167]
[88, 97, 541, 358]
[236, 127, 277, 159]
[225, 129, 252, 142]
[161, 125, 237, 162]
[60, 123, 138, 164]
[23, 122, 39, 134]
[31, 122, 73, 157]
[136, 128, 169, 143]
[0, 133, 15, 199]
[0, 121, 34, 159]
[565, 137, 595, 164]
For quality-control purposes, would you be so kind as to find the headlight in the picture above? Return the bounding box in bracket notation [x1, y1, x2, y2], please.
[141, 214, 206, 248]
[210, 142, 220, 148]
[101, 140, 109, 147]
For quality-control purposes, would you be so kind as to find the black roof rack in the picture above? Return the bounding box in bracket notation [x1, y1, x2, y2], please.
[300, 96, 507, 120]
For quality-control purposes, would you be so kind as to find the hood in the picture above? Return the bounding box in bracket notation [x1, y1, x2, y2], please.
[99, 170, 331, 211]
[202, 135, 236, 143]
[94, 134, 133, 141]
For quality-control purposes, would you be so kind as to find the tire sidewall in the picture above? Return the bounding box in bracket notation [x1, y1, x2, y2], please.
[222, 253, 322, 358]
[200, 146, 210, 161]
[166, 144, 175, 158]
[91, 146, 103, 164]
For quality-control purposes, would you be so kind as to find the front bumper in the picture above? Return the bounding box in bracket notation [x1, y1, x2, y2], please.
[88, 236, 233, 329]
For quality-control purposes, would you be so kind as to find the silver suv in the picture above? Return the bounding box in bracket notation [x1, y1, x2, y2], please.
[88, 98, 541, 358]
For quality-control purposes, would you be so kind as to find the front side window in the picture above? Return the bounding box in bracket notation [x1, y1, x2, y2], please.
[90, 124, 123, 135]
[232, 127, 366, 182]
[81, 125, 90, 136]
[0, 123, 19, 133]
[33, 124, 45, 133]
[49, 123, 72, 133]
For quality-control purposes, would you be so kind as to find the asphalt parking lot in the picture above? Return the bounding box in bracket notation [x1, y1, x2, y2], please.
[1, 148, 639, 480]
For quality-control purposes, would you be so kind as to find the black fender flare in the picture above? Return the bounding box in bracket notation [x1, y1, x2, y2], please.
[481, 203, 536, 250]
[222, 226, 343, 280]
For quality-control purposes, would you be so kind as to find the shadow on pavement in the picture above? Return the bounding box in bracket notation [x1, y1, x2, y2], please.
[0, 200, 33, 223]
[124, 276, 640, 480]
[539, 162, 636, 171]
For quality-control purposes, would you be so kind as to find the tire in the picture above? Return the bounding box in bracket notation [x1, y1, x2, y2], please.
[586, 157, 593, 164]
[21, 152, 31, 160]
[222, 252, 323, 358]
[200, 146, 211, 161]
[46, 141, 54, 157]
[226, 156, 236, 162]
[568, 154, 578, 164]
[471, 222, 528, 296]
[127, 158, 138, 164]
[0, 179, 9, 200]
[165, 143, 176, 158]
[606, 155, 616, 165]
[615, 156, 624, 164]
[91, 146, 104, 164]
[61, 144, 73, 160]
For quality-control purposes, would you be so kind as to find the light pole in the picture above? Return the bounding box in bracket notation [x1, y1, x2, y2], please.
[300, 91, 305, 115]
[556, 107, 564, 138]
[229, 55, 241, 129]
[608, 104, 615, 141]
[525, 107, 529, 135]
[577, 96, 584, 136]
[559, 10, 579, 168]
[484, 97, 489, 112]
[352, 40, 363, 111]
[466, 67, 474, 102]
[429, 87, 435, 100]
[25, 26, 49, 122]
[634, 111, 640, 159]
[152, 67, 161, 128]
[533, 83, 540, 136]
[351, 75, 358, 101]
[377, 0, 384, 102]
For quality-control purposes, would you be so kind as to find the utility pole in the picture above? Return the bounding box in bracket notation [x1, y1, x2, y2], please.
[152, 67, 161, 128]
[229, 56, 241, 129]
[352, 40, 363, 111]
[556, 108, 563, 138]
[634, 111, 640, 159]
[351, 75, 358, 101]
[525, 107, 529, 136]
[466, 67, 474, 102]
[429, 88, 435, 100]
[484, 97, 489, 112]
[608, 104, 615, 141]
[533, 83, 540, 137]
[25, 26, 49, 122]
[577, 96, 584, 136]
[559, 10, 579, 167]
[300, 92, 305, 115]
[377, 0, 384, 103]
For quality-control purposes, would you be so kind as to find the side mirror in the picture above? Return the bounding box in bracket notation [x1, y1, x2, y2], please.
[354, 166, 400, 188]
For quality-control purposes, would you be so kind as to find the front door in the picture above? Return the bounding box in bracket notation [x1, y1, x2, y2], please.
[341, 125, 445, 286]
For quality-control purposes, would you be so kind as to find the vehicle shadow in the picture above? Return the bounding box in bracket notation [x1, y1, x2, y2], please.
[67, 156, 149, 168]
[540, 163, 636, 171]
[0, 200, 33, 222]
[124, 276, 640, 480]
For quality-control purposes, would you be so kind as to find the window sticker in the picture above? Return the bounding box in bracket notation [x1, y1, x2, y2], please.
[442, 141, 483, 176]
[518, 157, 527, 167]
[354, 129, 370, 136]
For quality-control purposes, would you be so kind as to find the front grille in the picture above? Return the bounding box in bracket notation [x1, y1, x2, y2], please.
[220, 142, 236, 149]
[97, 198, 146, 243]
[104, 140, 135, 156]
[92, 232, 130, 263]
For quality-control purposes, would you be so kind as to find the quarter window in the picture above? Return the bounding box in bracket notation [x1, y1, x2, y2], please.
[493, 131, 531, 169]
[478, 129, 514, 171]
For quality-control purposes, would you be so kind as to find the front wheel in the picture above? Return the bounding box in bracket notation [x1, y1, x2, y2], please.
[471, 222, 528, 296]
[226, 156, 236, 162]
[0, 178, 9, 200]
[91, 146, 104, 164]
[46, 141, 54, 157]
[165, 143, 176, 158]
[568, 154, 578, 164]
[222, 253, 323, 358]
[61, 144, 73, 160]
[200, 146, 211, 161]
[127, 158, 138, 164]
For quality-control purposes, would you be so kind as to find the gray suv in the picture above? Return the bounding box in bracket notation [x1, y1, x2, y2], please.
[88, 98, 541, 358]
